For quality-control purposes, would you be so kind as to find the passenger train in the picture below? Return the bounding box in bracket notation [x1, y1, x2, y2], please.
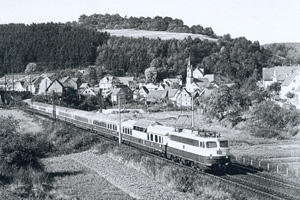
[28, 101, 231, 171]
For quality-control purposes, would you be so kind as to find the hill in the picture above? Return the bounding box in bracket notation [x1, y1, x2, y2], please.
[99, 29, 218, 42]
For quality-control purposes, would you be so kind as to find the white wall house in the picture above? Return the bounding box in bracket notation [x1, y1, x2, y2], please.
[280, 71, 300, 99]
[37, 77, 52, 95]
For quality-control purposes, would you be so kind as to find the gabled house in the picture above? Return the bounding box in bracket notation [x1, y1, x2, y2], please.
[146, 90, 168, 103]
[81, 87, 96, 96]
[174, 88, 199, 107]
[193, 68, 204, 79]
[46, 79, 65, 96]
[15, 81, 26, 91]
[99, 76, 119, 91]
[79, 83, 91, 93]
[115, 84, 133, 101]
[60, 76, 78, 90]
[111, 88, 126, 105]
[280, 70, 300, 99]
[37, 76, 52, 95]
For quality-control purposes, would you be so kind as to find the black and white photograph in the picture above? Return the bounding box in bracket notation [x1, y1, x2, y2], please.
[1, 0, 300, 199]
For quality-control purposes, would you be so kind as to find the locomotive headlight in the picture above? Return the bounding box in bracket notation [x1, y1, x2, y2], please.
[226, 154, 229, 159]
[209, 154, 212, 159]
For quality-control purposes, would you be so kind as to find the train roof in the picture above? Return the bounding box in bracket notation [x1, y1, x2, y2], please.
[122, 119, 136, 127]
[133, 119, 161, 129]
[147, 124, 175, 136]
[169, 130, 226, 141]
[32, 101, 52, 108]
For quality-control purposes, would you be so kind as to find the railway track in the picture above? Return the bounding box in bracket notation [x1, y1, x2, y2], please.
[25, 108, 300, 200]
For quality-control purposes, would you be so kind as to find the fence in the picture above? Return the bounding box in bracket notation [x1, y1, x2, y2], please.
[231, 155, 300, 177]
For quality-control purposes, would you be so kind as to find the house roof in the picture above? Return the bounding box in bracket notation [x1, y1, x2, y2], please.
[46, 79, 64, 92]
[116, 84, 132, 95]
[294, 85, 300, 93]
[194, 78, 210, 88]
[111, 88, 122, 95]
[79, 83, 90, 88]
[281, 72, 299, 86]
[168, 89, 179, 98]
[139, 86, 149, 93]
[33, 76, 44, 87]
[60, 76, 70, 83]
[117, 77, 134, 85]
[147, 90, 168, 102]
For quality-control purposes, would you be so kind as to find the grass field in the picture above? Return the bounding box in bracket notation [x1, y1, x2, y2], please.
[99, 29, 218, 41]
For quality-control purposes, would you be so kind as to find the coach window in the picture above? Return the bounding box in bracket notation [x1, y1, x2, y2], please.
[155, 135, 158, 143]
[147, 134, 149, 140]
[200, 142, 203, 148]
[159, 136, 161, 143]
[150, 134, 153, 141]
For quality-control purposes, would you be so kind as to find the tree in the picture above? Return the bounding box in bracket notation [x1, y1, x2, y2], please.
[267, 82, 281, 95]
[145, 67, 157, 83]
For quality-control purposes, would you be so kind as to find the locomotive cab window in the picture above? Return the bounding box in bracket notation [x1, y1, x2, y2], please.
[220, 141, 228, 147]
[206, 142, 217, 148]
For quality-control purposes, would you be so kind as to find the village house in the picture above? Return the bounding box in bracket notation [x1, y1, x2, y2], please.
[15, 81, 27, 92]
[114, 84, 133, 101]
[111, 88, 126, 105]
[99, 76, 119, 91]
[36, 76, 52, 95]
[79, 83, 91, 93]
[280, 70, 300, 99]
[60, 76, 78, 90]
[81, 87, 96, 96]
[46, 80, 65, 96]
[174, 88, 199, 107]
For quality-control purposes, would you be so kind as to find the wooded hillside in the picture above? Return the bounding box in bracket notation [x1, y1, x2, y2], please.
[0, 23, 109, 76]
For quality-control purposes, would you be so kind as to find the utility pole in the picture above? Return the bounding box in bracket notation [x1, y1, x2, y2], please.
[4, 76, 6, 91]
[180, 89, 182, 113]
[52, 91, 56, 120]
[118, 95, 122, 144]
[191, 92, 194, 129]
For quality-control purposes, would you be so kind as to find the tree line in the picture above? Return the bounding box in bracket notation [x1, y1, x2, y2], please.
[0, 23, 109, 76]
[78, 13, 217, 37]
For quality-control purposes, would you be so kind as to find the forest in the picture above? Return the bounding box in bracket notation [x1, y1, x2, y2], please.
[0, 23, 109, 77]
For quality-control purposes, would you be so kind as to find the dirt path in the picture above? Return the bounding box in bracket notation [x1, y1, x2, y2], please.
[62, 150, 196, 200]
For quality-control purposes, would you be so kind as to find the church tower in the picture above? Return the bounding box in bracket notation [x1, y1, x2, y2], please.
[186, 56, 193, 85]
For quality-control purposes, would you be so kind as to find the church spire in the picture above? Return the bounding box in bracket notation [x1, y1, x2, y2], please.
[186, 55, 193, 85]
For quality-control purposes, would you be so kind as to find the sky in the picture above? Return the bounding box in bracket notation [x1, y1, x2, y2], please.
[1, 0, 300, 44]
